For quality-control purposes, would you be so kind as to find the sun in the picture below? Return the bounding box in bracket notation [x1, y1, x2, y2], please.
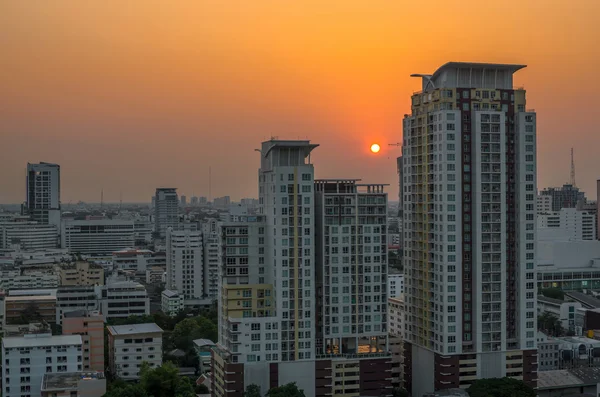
[370, 143, 381, 153]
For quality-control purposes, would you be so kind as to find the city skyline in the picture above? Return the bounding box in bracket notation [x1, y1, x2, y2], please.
[2, 0, 600, 203]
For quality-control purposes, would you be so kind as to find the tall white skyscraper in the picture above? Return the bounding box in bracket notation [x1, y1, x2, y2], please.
[212, 141, 393, 397]
[155, 188, 179, 238]
[402, 62, 537, 395]
[24, 162, 61, 230]
[166, 225, 205, 304]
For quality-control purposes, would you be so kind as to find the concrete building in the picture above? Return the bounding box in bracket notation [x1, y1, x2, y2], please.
[537, 368, 600, 397]
[166, 225, 207, 305]
[202, 218, 220, 300]
[538, 207, 597, 241]
[389, 296, 405, 338]
[4, 294, 57, 334]
[213, 196, 231, 208]
[61, 219, 135, 255]
[40, 372, 106, 397]
[0, 221, 58, 251]
[213, 141, 392, 397]
[537, 296, 581, 332]
[0, 265, 59, 291]
[107, 323, 163, 380]
[56, 286, 100, 325]
[537, 194, 553, 213]
[62, 310, 105, 372]
[540, 184, 586, 211]
[537, 240, 600, 291]
[181, 195, 187, 207]
[388, 271, 404, 298]
[111, 248, 159, 272]
[2, 333, 82, 397]
[146, 266, 166, 285]
[59, 261, 105, 286]
[155, 188, 179, 238]
[161, 289, 184, 316]
[402, 62, 538, 394]
[194, 339, 216, 374]
[99, 281, 150, 321]
[24, 162, 61, 231]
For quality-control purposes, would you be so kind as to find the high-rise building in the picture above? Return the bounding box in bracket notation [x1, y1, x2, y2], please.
[166, 225, 207, 305]
[537, 207, 597, 241]
[154, 188, 179, 238]
[202, 219, 220, 300]
[212, 140, 393, 397]
[191, 196, 199, 206]
[24, 162, 61, 230]
[539, 184, 585, 211]
[402, 62, 537, 395]
[181, 195, 187, 207]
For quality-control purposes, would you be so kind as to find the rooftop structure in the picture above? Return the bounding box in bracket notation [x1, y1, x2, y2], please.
[106, 323, 163, 336]
[41, 372, 106, 397]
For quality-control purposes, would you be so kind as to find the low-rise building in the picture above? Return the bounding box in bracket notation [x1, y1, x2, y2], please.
[388, 271, 404, 298]
[41, 372, 106, 397]
[61, 219, 135, 255]
[537, 368, 600, 397]
[4, 294, 57, 334]
[60, 261, 105, 286]
[161, 289, 184, 316]
[0, 265, 59, 291]
[107, 323, 163, 380]
[193, 339, 215, 374]
[388, 296, 404, 337]
[56, 286, 100, 325]
[538, 295, 582, 332]
[145, 266, 166, 285]
[1, 333, 83, 397]
[62, 310, 105, 372]
[99, 281, 150, 321]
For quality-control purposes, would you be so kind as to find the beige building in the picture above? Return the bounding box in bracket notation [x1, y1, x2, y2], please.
[107, 323, 163, 380]
[60, 261, 105, 286]
[41, 372, 106, 397]
[4, 294, 57, 334]
[63, 310, 105, 372]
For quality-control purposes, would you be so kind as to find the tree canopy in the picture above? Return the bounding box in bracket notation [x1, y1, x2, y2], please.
[538, 311, 565, 336]
[467, 377, 535, 397]
[244, 384, 262, 397]
[266, 382, 306, 397]
[540, 287, 565, 300]
[103, 362, 195, 397]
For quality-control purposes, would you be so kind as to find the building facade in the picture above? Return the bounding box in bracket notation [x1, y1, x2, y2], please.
[24, 162, 61, 231]
[59, 261, 105, 286]
[2, 334, 82, 397]
[388, 272, 404, 298]
[166, 226, 205, 303]
[107, 323, 163, 380]
[402, 62, 538, 395]
[537, 207, 596, 241]
[0, 221, 58, 251]
[203, 219, 221, 300]
[99, 281, 150, 321]
[155, 188, 179, 238]
[539, 184, 585, 211]
[61, 219, 135, 255]
[161, 289, 184, 316]
[62, 310, 105, 372]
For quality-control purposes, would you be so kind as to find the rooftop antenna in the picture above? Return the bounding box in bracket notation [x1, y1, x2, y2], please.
[100, 188, 104, 209]
[209, 166, 212, 203]
[570, 148, 576, 187]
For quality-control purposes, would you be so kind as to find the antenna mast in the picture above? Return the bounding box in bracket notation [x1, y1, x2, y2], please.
[570, 148, 576, 186]
[209, 166, 212, 203]
[100, 188, 104, 209]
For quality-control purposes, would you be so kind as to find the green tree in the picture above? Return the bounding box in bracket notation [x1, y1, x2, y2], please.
[538, 311, 564, 336]
[244, 384, 262, 397]
[103, 384, 148, 397]
[266, 382, 306, 397]
[196, 384, 210, 394]
[467, 377, 535, 397]
[194, 316, 218, 342]
[540, 288, 565, 300]
[139, 362, 195, 397]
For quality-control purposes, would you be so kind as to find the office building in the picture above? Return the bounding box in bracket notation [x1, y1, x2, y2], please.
[40, 372, 106, 397]
[155, 188, 179, 238]
[540, 184, 586, 211]
[161, 289, 184, 316]
[56, 287, 100, 325]
[0, 220, 58, 251]
[61, 219, 135, 255]
[166, 226, 208, 305]
[107, 323, 163, 380]
[62, 310, 104, 372]
[402, 62, 538, 394]
[213, 141, 392, 397]
[99, 281, 150, 321]
[538, 207, 596, 241]
[24, 162, 61, 230]
[537, 240, 600, 291]
[59, 261, 105, 286]
[2, 333, 82, 397]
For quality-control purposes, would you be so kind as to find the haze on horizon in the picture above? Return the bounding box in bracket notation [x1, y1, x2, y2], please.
[1, 0, 599, 204]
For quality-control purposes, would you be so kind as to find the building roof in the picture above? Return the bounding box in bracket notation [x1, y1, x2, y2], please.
[5, 295, 57, 302]
[41, 372, 105, 392]
[566, 291, 600, 308]
[193, 339, 216, 348]
[162, 289, 180, 298]
[538, 295, 566, 305]
[107, 323, 163, 336]
[2, 334, 82, 349]
[538, 368, 600, 389]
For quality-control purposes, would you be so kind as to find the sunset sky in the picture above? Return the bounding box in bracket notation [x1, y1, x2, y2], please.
[1, 0, 599, 203]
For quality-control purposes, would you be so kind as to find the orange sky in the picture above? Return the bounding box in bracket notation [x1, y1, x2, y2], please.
[1, 0, 599, 203]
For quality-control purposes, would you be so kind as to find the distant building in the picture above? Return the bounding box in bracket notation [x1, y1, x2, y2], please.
[191, 196, 199, 206]
[107, 323, 163, 380]
[4, 294, 57, 334]
[388, 271, 404, 298]
[155, 188, 179, 238]
[145, 266, 166, 285]
[0, 265, 59, 291]
[193, 339, 216, 374]
[62, 310, 104, 372]
[2, 333, 82, 397]
[59, 261, 105, 286]
[537, 296, 581, 332]
[538, 207, 596, 241]
[389, 296, 405, 338]
[0, 220, 58, 251]
[180, 195, 187, 207]
[23, 162, 61, 231]
[61, 219, 135, 255]
[99, 281, 150, 321]
[161, 289, 184, 316]
[212, 196, 230, 208]
[202, 219, 220, 300]
[40, 372, 106, 397]
[56, 286, 99, 325]
[540, 184, 586, 211]
[537, 194, 553, 213]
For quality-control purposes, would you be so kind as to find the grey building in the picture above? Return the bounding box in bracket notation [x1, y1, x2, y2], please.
[154, 188, 179, 238]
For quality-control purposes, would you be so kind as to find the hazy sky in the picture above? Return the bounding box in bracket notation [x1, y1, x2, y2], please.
[1, 1, 599, 204]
